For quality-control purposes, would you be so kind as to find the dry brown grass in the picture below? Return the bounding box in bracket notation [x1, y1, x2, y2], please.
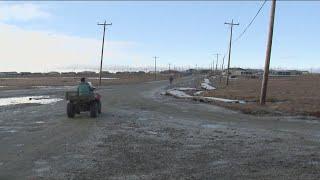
[0, 74, 172, 90]
[204, 75, 320, 117]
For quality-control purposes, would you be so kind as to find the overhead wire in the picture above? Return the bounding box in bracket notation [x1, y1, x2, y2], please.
[233, 0, 267, 44]
[221, 0, 268, 69]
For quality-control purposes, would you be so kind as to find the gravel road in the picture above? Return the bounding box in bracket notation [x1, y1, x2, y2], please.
[1, 78, 320, 179]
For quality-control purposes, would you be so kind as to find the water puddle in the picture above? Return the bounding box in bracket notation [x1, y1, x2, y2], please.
[201, 124, 225, 129]
[210, 160, 229, 166]
[137, 117, 148, 121]
[88, 77, 120, 80]
[0, 126, 18, 133]
[0, 95, 62, 107]
[33, 159, 51, 176]
[35, 121, 45, 124]
[146, 130, 158, 135]
[32, 86, 75, 90]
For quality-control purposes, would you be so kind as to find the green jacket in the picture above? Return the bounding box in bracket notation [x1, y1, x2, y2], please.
[78, 82, 93, 96]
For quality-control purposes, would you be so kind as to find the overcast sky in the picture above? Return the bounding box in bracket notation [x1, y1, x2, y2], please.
[0, 1, 319, 72]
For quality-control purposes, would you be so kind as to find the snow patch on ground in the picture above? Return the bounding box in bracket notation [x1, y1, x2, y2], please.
[0, 96, 63, 107]
[201, 124, 225, 129]
[201, 83, 216, 90]
[194, 91, 204, 96]
[201, 78, 216, 90]
[166, 89, 193, 99]
[198, 97, 242, 103]
[174, 87, 197, 91]
[165, 77, 245, 104]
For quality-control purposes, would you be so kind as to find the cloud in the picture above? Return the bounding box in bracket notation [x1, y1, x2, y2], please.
[0, 3, 51, 21]
[0, 23, 139, 72]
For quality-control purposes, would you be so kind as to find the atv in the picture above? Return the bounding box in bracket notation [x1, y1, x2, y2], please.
[65, 91, 101, 118]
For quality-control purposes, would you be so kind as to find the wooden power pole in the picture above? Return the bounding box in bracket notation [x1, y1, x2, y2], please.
[225, 19, 239, 86]
[97, 20, 112, 86]
[221, 55, 225, 72]
[212, 59, 215, 74]
[214, 53, 220, 72]
[154, 56, 158, 80]
[220, 55, 226, 83]
[260, 0, 276, 105]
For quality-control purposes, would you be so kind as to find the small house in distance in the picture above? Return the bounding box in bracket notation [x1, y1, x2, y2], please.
[45, 71, 61, 77]
[61, 72, 77, 77]
[222, 68, 263, 77]
[0, 72, 19, 77]
[270, 70, 305, 76]
[20, 72, 32, 77]
[77, 71, 97, 77]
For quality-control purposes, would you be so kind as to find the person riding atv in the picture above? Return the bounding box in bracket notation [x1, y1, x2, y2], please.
[65, 77, 101, 118]
[78, 77, 94, 96]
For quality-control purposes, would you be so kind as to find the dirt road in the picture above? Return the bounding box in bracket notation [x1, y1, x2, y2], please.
[1, 79, 320, 179]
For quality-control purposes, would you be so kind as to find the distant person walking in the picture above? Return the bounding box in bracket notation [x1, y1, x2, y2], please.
[169, 75, 174, 87]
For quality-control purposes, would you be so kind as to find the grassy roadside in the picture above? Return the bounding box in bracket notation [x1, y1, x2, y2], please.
[0, 74, 175, 90]
[203, 75, 320, 117]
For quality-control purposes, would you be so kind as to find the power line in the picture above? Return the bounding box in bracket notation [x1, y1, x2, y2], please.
[220, 0, 267, 72]
[233, 0, 267, 44]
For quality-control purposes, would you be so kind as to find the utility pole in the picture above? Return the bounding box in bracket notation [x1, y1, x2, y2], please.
[221, 55, 225, 72]
[260, 0, 276, 105]
[212, 59, 215, 74]
[97, 20, 112, 86]
[220, 55, 225, 83]
[225, 19, 239, 86]
[214, 53, 220, 72]
[154, 56, 158, 80]
[169, 63, 171, 73]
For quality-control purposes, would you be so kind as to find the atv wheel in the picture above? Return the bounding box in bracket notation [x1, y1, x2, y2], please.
[90, 102, 98, 118]
[67, 102, 75, 118]
[97, 101, 102, 114]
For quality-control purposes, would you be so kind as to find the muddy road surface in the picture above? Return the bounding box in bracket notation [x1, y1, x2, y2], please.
[1, 80, 320, 179]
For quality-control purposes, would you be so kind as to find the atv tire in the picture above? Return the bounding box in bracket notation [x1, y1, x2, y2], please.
[67, 102, 75, 118]
[90, 102, 98, 118]
[97, 101, 102, 114]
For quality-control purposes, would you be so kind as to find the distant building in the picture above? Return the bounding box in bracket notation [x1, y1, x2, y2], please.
[222, 68, 263, 77]
[186, 69, 197, 74]
[47, 71, 61, 76]
[20, 72, 32, 76]
[160, 70, 180, 74]
[61, 72, 77, 77]
[101, 71, 111, 75]
[77, 71, 97, 77]
[0, 72, 19, 77]
[270, 70, 303, 76]
[222, 68, 245, 76]
[0, 72, 6, 77]
[31, 72, 43, 77]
